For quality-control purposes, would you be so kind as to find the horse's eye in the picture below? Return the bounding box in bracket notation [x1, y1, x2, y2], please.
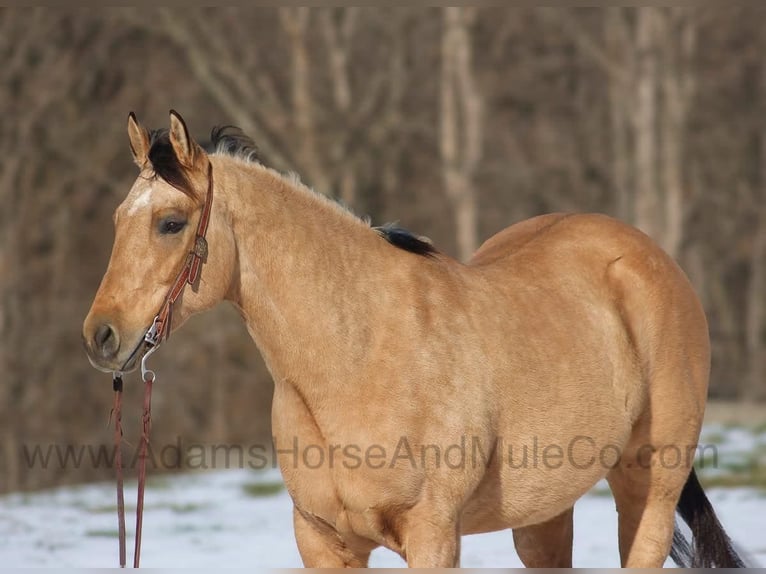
[159, 219, 187, 235]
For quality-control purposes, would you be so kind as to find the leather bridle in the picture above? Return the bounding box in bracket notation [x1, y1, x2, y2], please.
[111, 161, 214, 568]
[142, 160, 214, 367]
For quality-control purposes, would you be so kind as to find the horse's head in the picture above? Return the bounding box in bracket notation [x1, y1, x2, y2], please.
[83, 111, 235, 373]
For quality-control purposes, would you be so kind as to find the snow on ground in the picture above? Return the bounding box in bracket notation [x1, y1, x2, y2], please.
[2, 425, 765, 568]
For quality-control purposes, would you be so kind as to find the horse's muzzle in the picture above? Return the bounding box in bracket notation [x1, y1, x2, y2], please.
[83, 318, 142, 374]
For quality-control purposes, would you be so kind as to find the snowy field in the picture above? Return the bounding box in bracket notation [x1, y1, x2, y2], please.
[2, 425, 765, 568]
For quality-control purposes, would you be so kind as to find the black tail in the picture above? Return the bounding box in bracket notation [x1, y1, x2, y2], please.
[670, 468, 746, 568]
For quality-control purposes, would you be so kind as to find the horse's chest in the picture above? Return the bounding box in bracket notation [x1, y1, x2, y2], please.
[270, 381, 340, 516]
[270, 379, 422, 548]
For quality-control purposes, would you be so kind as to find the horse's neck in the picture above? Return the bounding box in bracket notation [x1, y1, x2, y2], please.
[218, 157, 386, 386]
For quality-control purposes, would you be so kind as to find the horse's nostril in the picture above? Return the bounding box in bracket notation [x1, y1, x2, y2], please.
[95, 324, 112, 346]
[94, 323, 119, 358]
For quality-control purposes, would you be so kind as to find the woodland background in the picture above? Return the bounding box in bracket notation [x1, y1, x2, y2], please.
[1, 7, 765, 493]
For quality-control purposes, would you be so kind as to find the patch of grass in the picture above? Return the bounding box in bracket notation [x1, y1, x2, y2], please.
[694, 451, 721, 471]
[753, 420, 766, 435]
[700, 473, 766, 489]
[701, 432, 727, 446]
[722, 421, 746, 432]
[86, 504, 123, 514]
[166, 502, 206, 514]
[171, 523, 224, 534]
[86, 502, 205, 514]
[698, 457, 766, 490]
[85, 529, 120, 538]
[15, 494, 38, 506]
[67, 499, 93, 510]
[145, 476, 174, 490]
[719, 459, 757, 474]
[242, 481, 284, 497]
[588, 486, 612, 497]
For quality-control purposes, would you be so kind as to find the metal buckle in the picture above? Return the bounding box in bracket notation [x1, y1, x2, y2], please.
[144, 315, 162, 347]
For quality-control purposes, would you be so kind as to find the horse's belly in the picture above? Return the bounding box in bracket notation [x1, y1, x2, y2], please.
[460, 412, 633, 534]
[461, 463, 606, 534]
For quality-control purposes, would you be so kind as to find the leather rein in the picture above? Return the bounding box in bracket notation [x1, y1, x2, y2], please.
[111, 162, 213, 568]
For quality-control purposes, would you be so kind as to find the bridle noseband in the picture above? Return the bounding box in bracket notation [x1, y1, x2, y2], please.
[111, 161, 214, 568]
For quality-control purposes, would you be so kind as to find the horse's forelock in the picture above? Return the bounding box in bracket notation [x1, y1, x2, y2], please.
[146, 129, 192, 195]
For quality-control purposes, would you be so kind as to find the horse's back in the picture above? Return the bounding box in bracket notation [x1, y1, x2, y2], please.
[472, 212, 681, 276]
[469, 212, 574, 267]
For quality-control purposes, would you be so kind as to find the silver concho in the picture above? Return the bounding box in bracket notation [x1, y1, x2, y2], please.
[193, 236, 208, 260]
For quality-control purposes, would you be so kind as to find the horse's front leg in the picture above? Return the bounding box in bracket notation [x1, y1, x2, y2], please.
[293, 506, 372, 568]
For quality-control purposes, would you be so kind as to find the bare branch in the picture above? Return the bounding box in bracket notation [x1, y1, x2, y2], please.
[155, 8, 293, 170]
[538, 7, 631, 85]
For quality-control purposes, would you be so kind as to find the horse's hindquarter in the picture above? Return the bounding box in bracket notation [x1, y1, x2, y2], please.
[460, 213, 709, 532]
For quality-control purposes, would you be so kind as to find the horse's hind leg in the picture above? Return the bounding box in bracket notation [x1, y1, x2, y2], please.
[512, 507, 573, 567]
[604, 240, 710, 567]
[606, 408, 699, 568]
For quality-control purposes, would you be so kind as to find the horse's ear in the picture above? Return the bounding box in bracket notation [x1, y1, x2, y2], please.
[168, 110, 201, 168]
[127, 112, 151, 168]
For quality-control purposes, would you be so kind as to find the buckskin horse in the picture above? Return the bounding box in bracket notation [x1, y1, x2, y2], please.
[83, 111, 745, 567]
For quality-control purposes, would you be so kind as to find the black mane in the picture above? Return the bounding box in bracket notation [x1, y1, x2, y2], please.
[209, 125, 260, 163]
[374, 224, 438, 257]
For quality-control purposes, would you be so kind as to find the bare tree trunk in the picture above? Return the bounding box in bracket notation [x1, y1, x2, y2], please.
[746, 207, 766, 400]
[377, 11, 407, 217]
[632, 8, 661, 245]
[659, 8, 697, 260]
[151, 9, 293, 171]
[2, 432, 19, 493]
[280, 8, 331, 195]
[320, 9, 357, 206]
[209, 331, 228, 442]
[551, 8, 696, 261]
[605, 9, 633, 222]
[745, 58, 766, 400]
[440, 7, 483, 261]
